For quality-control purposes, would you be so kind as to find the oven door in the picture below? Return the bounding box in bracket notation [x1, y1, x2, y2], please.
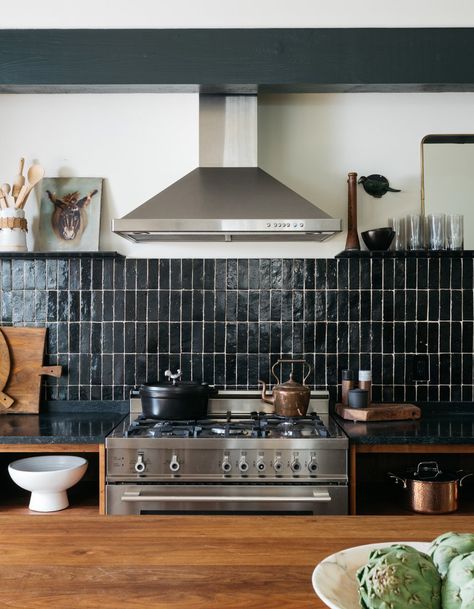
[106, 484, 348, 515]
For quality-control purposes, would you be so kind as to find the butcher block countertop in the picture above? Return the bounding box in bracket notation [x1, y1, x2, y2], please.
[1, 515, 473, 608]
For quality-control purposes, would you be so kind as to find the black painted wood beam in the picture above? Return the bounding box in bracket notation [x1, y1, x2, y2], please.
[0, 28, 473, 92]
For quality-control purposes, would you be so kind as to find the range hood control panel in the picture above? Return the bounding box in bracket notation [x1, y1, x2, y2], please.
[265, 220, 305, 230]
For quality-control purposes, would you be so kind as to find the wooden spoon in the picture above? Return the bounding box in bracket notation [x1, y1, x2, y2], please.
[12, 158, 25, 200]
[17, 164, 44, 209]
[1, 184, 14, 208]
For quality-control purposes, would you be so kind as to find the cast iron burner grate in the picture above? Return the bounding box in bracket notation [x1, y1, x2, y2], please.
[124, 411, 330, 439]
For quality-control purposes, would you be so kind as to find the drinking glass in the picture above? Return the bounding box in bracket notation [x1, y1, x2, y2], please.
[427, 213, 445, 250]
[406, 214, 424, 250]
[388, 217, 405, 251]
[446, 214, 464, 250]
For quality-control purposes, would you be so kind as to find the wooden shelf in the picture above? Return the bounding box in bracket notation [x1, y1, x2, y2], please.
[1, 29, 474, 93]
[0, 481, 99, 516]
[357, 482, 474, 516]
[336, 250, 474, 258]
[0, 251, 123, 259]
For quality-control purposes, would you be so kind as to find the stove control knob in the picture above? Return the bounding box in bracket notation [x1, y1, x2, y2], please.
[256, 457, 266, 473]
[238, 456, 249, 473]
[291, 459, 301, 473]
[308, 458, 318, 473]
[222, 456, 232, 473]
[169, 454, 180, 473]
[273, 458, 283, 473]
[134, 453, 146, 473]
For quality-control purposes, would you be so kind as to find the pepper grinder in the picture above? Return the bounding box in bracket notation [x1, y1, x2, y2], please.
[341, 369, 355, 406]
[344, 171, 361, 251]
[358, 370, 372, 405]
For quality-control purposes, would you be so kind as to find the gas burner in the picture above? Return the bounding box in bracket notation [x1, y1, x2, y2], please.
[260, 415, 330, 439]
[147, 422, 201, 438]
[275, 420, 302, 438]
[202, 422, 259, 438]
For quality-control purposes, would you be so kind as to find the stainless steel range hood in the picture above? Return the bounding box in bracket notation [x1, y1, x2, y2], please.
[113, 95, 342, 242]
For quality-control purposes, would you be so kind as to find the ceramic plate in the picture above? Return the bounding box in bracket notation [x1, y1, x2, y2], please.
[312, 541, 430, 609]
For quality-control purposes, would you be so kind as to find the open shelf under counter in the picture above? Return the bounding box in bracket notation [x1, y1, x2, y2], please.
[353, 448, 474, 516]
[357, 482, 474, 516]
[0, 445, 103, 515]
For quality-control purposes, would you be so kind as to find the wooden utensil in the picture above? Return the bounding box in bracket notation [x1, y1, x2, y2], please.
[335, 403, 421, 422]
[16, 164, 44, 209]
[0, 327, 62, 414]
[12, 158, 25, 200]
[14, 185, 27, 209]
[0, 329, 14, 408]
[1, 184, 14, 208]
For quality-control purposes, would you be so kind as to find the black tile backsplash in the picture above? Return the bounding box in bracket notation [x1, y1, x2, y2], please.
[0, 255, 472, 403]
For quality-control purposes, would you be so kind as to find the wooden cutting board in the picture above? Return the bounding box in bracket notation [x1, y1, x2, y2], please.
[0, 329, 14, 408]
[0, 327, 62, 414]
[335, 403, 421, 422]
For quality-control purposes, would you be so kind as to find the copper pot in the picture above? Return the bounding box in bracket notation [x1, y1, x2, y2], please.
[389, 461, 473, 514]
[259, 359, 312, 417]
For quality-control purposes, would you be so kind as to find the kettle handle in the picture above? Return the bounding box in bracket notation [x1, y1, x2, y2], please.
[271, 359, 312, 385]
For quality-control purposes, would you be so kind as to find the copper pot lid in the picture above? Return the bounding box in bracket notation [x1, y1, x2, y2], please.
[403, 461, 461, 483]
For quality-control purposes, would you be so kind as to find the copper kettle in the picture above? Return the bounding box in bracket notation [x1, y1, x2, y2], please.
[259, 359, 312, 417]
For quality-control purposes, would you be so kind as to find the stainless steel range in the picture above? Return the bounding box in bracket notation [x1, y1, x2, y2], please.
[106, 390, 348, 515]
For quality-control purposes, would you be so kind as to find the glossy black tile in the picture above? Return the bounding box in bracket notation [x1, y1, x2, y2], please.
[0, 254, 471, 401]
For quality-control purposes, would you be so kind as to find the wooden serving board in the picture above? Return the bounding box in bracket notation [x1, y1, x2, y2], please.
[335, 403, 421, 422]
[0, 327, 62, 414]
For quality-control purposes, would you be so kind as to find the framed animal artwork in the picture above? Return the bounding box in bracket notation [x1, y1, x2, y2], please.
[37, 177, 103, 252]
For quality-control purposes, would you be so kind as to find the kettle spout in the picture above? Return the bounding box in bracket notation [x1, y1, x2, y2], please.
[258, 380, 274, 405]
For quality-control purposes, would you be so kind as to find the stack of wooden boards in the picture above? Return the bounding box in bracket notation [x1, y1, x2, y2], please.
[0, 327, 61, 414]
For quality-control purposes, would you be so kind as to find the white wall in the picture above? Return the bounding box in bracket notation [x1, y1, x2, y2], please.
[2, 92, 474, 257]
[2, 0, 474, 28]
[1, 2, 474, 257]
[258, 93, 474, 257]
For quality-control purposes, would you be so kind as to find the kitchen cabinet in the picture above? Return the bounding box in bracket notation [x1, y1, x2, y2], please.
[350, 444, 474, 515]
[0, 405, 126, 514]
[0, 514, 472, 608]
[0, 444, 104, 514]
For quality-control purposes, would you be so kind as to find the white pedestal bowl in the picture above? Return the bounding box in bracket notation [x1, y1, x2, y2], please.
[8, 455, 88, 512]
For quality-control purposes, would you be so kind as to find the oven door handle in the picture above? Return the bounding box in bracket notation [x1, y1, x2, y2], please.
[121, 491, 332, 503]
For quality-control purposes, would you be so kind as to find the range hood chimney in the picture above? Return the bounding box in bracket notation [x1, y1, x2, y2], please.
[112, 95, 342, 242]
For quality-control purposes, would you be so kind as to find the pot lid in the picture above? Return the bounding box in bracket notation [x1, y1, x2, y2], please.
[140, 381, 209, 394]
[404, 461, 460, 482]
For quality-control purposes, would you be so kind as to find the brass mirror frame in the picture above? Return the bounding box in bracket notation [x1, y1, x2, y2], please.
[421, 133, 474, 215]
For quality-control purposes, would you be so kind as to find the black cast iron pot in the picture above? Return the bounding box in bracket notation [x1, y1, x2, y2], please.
[139, 379, 216, 419]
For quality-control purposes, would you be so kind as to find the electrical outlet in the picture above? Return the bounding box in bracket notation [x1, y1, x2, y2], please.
[411, 354, 429, 382]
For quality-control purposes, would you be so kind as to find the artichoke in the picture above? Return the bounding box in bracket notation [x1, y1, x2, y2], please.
[357, 544, 441, 609]
[430, 532, 474, 578]
[442, 552, 474, 609]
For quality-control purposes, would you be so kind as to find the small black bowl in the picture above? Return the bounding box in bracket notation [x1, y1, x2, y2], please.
[361, 227, 395, 251]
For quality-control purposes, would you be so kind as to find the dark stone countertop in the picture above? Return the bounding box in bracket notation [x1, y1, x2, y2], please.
[0, 401, 128, 445]
[334, 402, 474, 445]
